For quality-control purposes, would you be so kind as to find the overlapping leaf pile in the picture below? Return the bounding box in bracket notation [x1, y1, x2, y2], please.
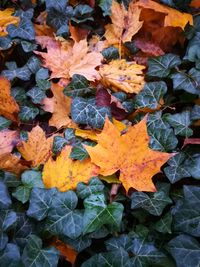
[0, 0, 200, 266]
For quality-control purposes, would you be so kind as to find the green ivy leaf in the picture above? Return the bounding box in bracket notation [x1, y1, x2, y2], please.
[22, 235, 60, 267]
[27, 87, 46, 104]
[12, 186, 31, 204]
[147, 53, 181, 77]
[153, 212, 172, 234]
[102, 46, 119, 60]
[0, 243, 21, 267]
[134, 81, 167, 109]
[98, 0, 112, 16]
[167, 234, 200, 267]
[53, 136, 68, 154]
[0, 181, 12, 209]
[19, 106, 39, 121]
[72, 5, 94, 24]
[0, 117, 11, 130]
[70, 143, 89, 160]
[77, 177, 105, 199]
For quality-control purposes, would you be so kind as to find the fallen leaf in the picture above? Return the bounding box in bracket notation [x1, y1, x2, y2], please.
[0, 153, 27, 175]
[134, 0, 193, 30]
[85, 117, 172, 192]
[183, 138, 200, 147]
[134, 39, 165, 56]
[0, 130, 19, 155]
[99, 59, 145, 93]
[0, 8, 19, 37]
[75, 128, 99, 141]
[105, 1, 143, 45]
[0, 76, 19, 121]
[69, 22, 89, 42]
[42, 146, 99, 192]
[190, 0, 200, 8]
[34, 23, 54, 37]
[17, 126, 53, 167]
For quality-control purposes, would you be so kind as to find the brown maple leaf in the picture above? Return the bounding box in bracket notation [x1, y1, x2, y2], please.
[0, 153, 27, 175]
[85, 117, 173, 192]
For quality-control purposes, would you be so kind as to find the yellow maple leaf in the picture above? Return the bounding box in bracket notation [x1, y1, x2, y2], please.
[0, 130, 19, 156]
[17, 126, 53, 167]
[35, 38, 103, 81]
[99, 59, 145, 93]
[42, 146, 99, 192]
[0, 77, 19, 121]
[85, 117, 173, 192]
[105, 1, 143, 45]
[0, 8, 19, 37]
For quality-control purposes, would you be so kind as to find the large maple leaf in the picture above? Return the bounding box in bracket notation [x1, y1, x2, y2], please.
[42, 146, 99, 192]
[35, 38, 103, 81]
[0, 77, 19, 121]
[105, 1, 143, 45]
[17, 126, 53, 167]
[85, 117, 173, 192]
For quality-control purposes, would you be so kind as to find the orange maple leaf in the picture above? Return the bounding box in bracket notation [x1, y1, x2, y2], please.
[42, 83, 73, 129]
[0, 8, 19, 37]
[105, 1, 143, 45]
[42, 146, 99, 192]
[99, 59, 145, 93]
[85, 117, 172, 192]
[35, 38, 103, 81]
[0, 130, 19, 155]
[0, 153, 27, 175]
[17, 126, 53, 167]
[0, 77, 19, 121]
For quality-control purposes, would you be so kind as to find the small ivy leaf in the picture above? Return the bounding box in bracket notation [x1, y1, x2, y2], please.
[0, 210, 17, 232]
[77, 177, 105, 199]
[27, 87, 46, 104]
[11, 87, 27, 104]
[45, 190, 83, 239]
[71, 97, 112, 129]
[185, 34, 200, 62]
[62, 236, 92, 252]
[2, 64, 31, 81]
[0, 36, 12, 50]
[45, 0, 68, 10]
[164, 152, 190, 183]
[19, 106, 39, 122]
[165, 110, 193, 137]
[134, 81, 167, 109]
[173, 185, 200, 237]
[153, 212, 172, 234]
[167, 234, 200, 267]
[185, 154, 200, 179]
[27, 188, 57, 221]
[191, 105, 200, 120]
[36, 68, 49, 81]
[171, 68, 200, 95]
[21, 41, 37, 52]
[12, 186, 31, 204]
[105, 234, 132, 251]
[64, 74, 93, 97]
[148, 128, 178, 152]
[98, 0, 112, 16]
[0, 232, 8, 251]
[0, 181, 12, 209]
[22, 235, 60, 267]
[82, 247, 131, 267]
[131, 183, 172, 216]
[26, 56, 41, 74]
[1, 172, 21, 188]
[102, 46, 119, 60]
[70, 143, 89, 161]
[147, 111, 170, 131]
[0, 243, 21, 267]
[147, 53, 181, 78]
[53, 136, 68, 154]
[72, 5, 94, 24]
[0, 116, 11, 130]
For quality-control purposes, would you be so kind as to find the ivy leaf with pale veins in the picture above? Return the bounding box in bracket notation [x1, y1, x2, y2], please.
[134, 81, 167, 109]
[22, 235, 60, 267]
[71, 97, 112, 129]
[77, 177, 105, 199]
[147, 53, 181, 78]
[0, 181, 12, 209]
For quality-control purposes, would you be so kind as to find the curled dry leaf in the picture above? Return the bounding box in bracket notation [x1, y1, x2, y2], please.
[0, 130, 19, 155]
[105, 1, 143, 45]
[42, 146, 99, 192]
[17, 126, 53, 167]
[85, 117, 173, 192]
[0, 76, 19, 121]
[0, 8, 19, 37]
[99, 59, 145, 94]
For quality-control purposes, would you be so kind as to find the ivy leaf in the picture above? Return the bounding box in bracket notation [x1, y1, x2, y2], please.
[0, 116, 11, 130]
[19, 106, 39, 122]
[98, 0, 112, 16]
[147, 111, 170, 131]
[173, 185, 200, 237]
[22, 235, 60, 267]
[0, 181, 11, 209]
[53, 136, 68, 154]
[131, 183, 172, 216]
[147, 53, 181, 78]
[27, 87, 46, 104]
[165, 110, 193, 137]
[2, 62, 31, 81]
[134, 81, 167, 109]
[0, 210, 17, 232]
[71, 97, 112, 129]
[45, 190, 83, 239]
[62, 236, 92, 252]
[0, 243, 21, 267]
[72, 5, 94, 24]
[64, 74, 93, 97]
[153, 212, 172, 234]
[70, 143, 89, 161]
[171, 68, 200, 95]
[102, 46, 119, 60]
[77, 177, 105, 199]
[27, 188, 56, 221]
[167, 234, 200, 267]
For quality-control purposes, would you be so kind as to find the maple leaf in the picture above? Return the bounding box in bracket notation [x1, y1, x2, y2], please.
[35, 38, 103, 81]
[0, 76, 19, 121]
[105, 1, 143, 45]
[0, 8, 19, 37]
[17, 126, 53, 167]
[42, 83, 73, 129]
[99, 59, 145, 93]
[0, 130, 19, 155]
[0, 153, 27, 175]
[42, 146, 99, 192]
[85, 117, 172, 192]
